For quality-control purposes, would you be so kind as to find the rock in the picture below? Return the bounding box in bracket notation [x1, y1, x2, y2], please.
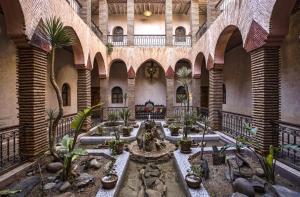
[89, 159, 101, 169]
[255, 167, 265, 177]
[59, 181, 71, 192]
[233, 167, 253, 178]
[154, 179, 167, 195]
[54, 192, 75, 197]
[145, 189, 162, 197]
[11, 176, 40, 197]
[46, 162, 63, 173]
[145, 177, 157, 187]
[44, 182, 56, 190]
[150, 169, 161, 177]
[137, 187, 144, 197]
[74, 173, 95, 188]
[231, 192, 248, 197]
[139, 169, 145, 177]
[47, 176, 58, 182]
[232, 178, 255, 197]
[251, 180, 265, 193]
[272, 185, 300, 197]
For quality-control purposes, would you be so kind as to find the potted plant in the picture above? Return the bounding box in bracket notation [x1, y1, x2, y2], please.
[169, 123, 181, 136]
[106, 43, 113, 55]
[107, 112, 119, 127]
[185, 165, 203, 189]
[108, 129, 124, 155]
[101, 158, 118, 189]
[119, 108, 133, 137]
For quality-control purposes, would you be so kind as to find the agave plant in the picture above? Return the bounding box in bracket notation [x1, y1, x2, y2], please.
[40, 17, 76, 159]
[59, 103, 102, 181]
[119, 108, 131, 126]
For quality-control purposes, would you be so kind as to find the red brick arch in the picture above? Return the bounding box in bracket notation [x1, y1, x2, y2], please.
[193, 52, 206, 78]
[93, 52, 106, 77]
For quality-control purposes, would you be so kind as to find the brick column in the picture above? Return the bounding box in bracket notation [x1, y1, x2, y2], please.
[17, 46, 48, 159]
[207, 0, 220, 27]
[250, 46, 280, 153]
[127, 0, 134, 46]
[166, 66, 175, 118]
[77, 69, 92, 130]
[192, 77, 201, 112]
[190, 0, 200, 45]
[79, 0, 92, 27]
[99, 0, 108, 43]
[208, 64, 223, 130]
[100, 77, 108, 120]
[165, 0, 173, 46]
[127, 66, 136, 120]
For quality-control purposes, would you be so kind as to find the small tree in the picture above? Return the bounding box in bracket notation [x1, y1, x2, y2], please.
[40, 17, 76, 159]
[200, 115, 210, 160]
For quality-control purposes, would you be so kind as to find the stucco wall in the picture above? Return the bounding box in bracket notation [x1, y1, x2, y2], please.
[135, 64, 166, 105]
[280, 11, 300, 124]
[222, 45, 252, 116]
[46, 49, 78, 116]
[109, 61, 128, 107]
[0, 14, 18, 127]
[108, 14, 191, 35]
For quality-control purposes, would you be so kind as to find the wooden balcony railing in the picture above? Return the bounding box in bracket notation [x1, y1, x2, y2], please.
[173, 35, 192, 47]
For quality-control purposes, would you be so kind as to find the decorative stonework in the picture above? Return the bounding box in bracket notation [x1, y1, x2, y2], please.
[127, 66, 135, 79]
[127, 78, 136, 120]
[165, 66, 175, 79]
[250, 46, 280, 153]
[17, 46, 48, 158]
[244, 20, 268, 53]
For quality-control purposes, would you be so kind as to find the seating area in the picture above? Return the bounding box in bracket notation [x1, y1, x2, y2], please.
[135, 100, 166, 120]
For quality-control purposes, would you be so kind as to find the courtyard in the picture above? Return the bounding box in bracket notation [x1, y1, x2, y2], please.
[0, 0, 300, 196]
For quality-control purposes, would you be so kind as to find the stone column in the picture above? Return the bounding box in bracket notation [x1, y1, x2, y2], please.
[79, 0, 92, 27]
[77, 68, 92, 130]
[127, 0, 134, 46]
[166, 66, 175, 118]
[208, 64, 223, 130]
[207, 0, 221, 27]
[99, 0, 108, 43]
[165, 0, 173, 46]
[127, 66, 136, 120]
[250, 46, 280, 153]
[190, 0, 200, 45]
[100, 76, 108, 120]
[192, 76, 201, 114]
[17, 46, 48, 159]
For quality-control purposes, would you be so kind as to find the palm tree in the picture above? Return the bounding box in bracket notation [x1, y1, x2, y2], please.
[176, 67, 192, 112]
[40, 17, 76, 159]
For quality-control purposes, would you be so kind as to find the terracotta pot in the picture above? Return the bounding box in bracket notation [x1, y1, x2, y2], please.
[122, 127, 132, 137]
[115, 142, 124, 155]
[180, 139, 192, 154]
[170, 127, 180, 136]
[101, 173, 118, 189]
[185, 174, 202, 189]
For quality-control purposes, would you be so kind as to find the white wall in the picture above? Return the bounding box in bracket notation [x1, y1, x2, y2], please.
[0, 14, 18, 127]
[46, 49, 78, 116]
[109, 62, 128, 107]
[135, 64, 166, 105]
[223, 45, 252, 116]
[280, 12, 300, 124]
[108, 14, 190, 35]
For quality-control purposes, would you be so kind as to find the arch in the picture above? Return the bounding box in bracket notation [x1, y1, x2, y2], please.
[194, 52, 206, 76]
[111, 86, 123, 104]
[0, 0, 26, 39]
[214, 25, 242, 65]
[269, 0, 297, 38]
[176, 86, 186, 103]
[112, 26, 124, 42]
[108, 59, 127, 76]
[137, 58, 165, 76]
[62, 83, 71, 106]
[175, 26, 186, 42]
[93, 52, 106, 76]
[174, 58, 192, 74]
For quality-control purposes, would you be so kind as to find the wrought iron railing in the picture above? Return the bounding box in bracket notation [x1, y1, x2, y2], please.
[200, 107, 209, 117]
[221, 111, 253, 140]
[107, 35, 128, 46]
[134, 35, 166, 46]
[174, 106, 199, 117]
[0, 125, 24, 175]
[108, 107, 127, 117]
[274, 121, 300, 171]
[65, 0, 82, 14]
[173, 35, 192, 47]
[196, 22, 208, 41]
[91, 21, 103, 41]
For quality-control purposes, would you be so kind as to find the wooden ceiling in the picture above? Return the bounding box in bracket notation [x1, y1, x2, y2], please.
[92, 0, 208, 16]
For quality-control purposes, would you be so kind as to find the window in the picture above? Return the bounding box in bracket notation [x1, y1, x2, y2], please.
[175, 26, 186, 42]
[223, 84, 226, 104]
[113, 26, 124, 42]
[176, 86, 186, 103]
[111, 86, 123, 104]
[62, 83, 71, 106]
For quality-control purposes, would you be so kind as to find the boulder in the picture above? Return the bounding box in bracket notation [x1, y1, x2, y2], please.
[232, 178, 255, 197]
[251, 180, 265, 193]
[74, 173, 95, 188]
[231, 192, 248, 197]
[44, 182, 56, 190]
[59, 181, 71, 192]
[46, 162, 63, 173]
[11, 176, 40, 197]
[273, 185, 300, 197]
[145, 189, 162, 197]
[255, 167, 265, 177]
[145, 177, 157, 188]
[89, 159, 101, 169]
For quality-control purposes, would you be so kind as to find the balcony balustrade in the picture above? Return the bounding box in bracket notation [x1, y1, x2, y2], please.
[65, 0, 81, 14]
[107, 35, 128, 46]
[134, 35, 166, 47]
[196, 22, 208, 41]
[173, 35, 192, 47]
[91, 21, 104, 41]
